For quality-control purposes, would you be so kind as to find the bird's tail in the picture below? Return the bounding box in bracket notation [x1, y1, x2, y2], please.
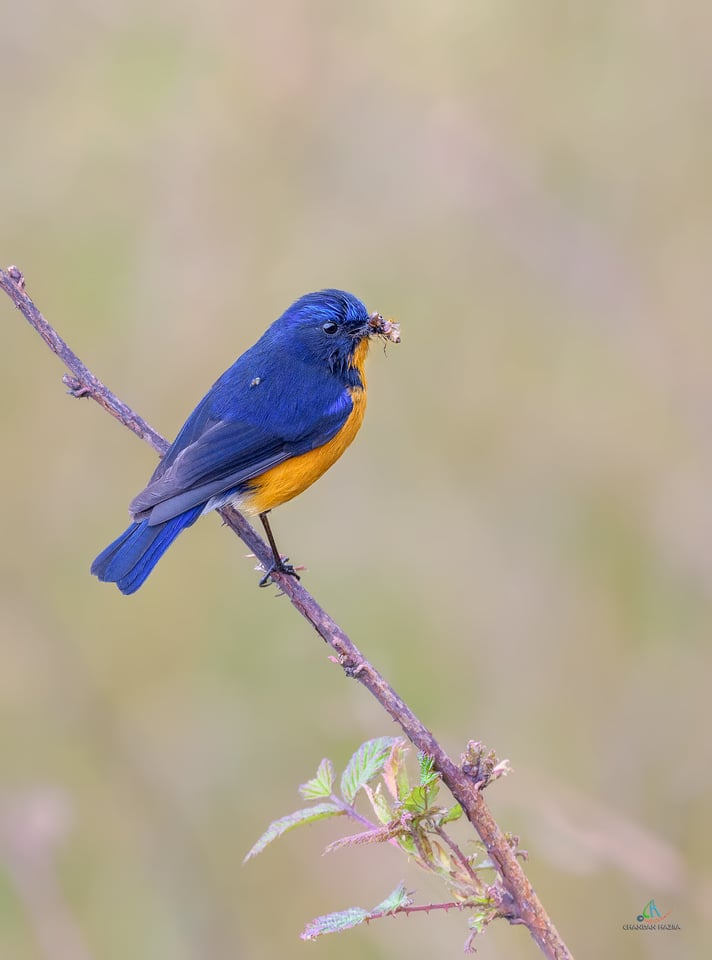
[91, 506, 203, 594]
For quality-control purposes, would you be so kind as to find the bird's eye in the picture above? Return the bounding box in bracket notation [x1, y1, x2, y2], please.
[322, 320, 338, 335]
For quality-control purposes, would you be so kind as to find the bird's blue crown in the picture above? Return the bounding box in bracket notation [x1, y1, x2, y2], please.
[263, 289, 371, 377]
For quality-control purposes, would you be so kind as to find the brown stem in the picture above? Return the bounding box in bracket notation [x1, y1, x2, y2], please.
[1, 265, 573, 960]
[388, 899, 468, 917]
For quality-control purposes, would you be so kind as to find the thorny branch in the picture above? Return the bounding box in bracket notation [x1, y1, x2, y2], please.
[1, 265, 573, 960]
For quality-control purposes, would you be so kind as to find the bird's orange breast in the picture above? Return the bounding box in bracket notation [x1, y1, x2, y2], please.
[242, 339, 369, 515]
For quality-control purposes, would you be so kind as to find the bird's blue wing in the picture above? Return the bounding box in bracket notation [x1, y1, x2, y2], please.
[130, 351, 354, 524]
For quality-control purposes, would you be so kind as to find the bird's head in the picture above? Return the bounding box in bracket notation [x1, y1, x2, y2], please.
[267, 289, 399, 379]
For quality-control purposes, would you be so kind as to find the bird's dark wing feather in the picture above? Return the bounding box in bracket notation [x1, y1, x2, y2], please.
[130, 355, 354, 524]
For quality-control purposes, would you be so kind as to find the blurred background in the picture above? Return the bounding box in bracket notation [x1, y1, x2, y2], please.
[1, 2, 710, 958]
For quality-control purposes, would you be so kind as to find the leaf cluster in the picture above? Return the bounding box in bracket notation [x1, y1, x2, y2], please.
[245, 737, 508, 949]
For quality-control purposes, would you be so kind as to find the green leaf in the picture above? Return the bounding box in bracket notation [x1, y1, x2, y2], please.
[372, 882, 412, 915]
[383, 739, 410, 801]
[468, 906, 496, 937]
[439, 803, 463, 825]
[301, 907, 369, 940]
[396, 833, 417, 856]
[363, 783, 393, 825]
[418, 751, 439, 787]
[340, 737, 399, 804]
[299, 758, 335, 800]
[301, 885, 414, 941]
[243, 803, 343, 862]
[401, 781, 439, 813]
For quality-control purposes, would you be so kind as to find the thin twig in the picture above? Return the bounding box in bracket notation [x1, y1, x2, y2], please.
[328, 794, 381, 832]
[1, 265, 574, 960]
[434, 825, 480, 886]
[381, 899, 470, 918]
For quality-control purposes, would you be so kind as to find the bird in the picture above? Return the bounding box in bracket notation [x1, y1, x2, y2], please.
[91, 289, 400, 594]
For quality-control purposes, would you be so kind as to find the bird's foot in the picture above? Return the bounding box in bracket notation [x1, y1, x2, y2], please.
[258, 557, 301, 588]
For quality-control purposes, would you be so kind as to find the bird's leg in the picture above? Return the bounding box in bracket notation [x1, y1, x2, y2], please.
[257, 511, 300, 587]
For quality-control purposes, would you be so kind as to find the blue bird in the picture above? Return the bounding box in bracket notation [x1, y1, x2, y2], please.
[91, 289, 400, 594]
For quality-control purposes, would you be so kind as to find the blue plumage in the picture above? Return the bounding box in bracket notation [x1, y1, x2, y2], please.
[91, 289, 381, 594]
[91, 507, 204, 594]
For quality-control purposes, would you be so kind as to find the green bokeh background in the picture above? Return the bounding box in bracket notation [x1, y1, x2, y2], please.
[1, 3, 710, 958]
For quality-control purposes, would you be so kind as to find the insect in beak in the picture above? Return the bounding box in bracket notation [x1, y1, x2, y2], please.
[367, 311, 401, 344]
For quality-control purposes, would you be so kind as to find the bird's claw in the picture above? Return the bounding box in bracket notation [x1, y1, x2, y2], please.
[258, 557, 301, 588]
